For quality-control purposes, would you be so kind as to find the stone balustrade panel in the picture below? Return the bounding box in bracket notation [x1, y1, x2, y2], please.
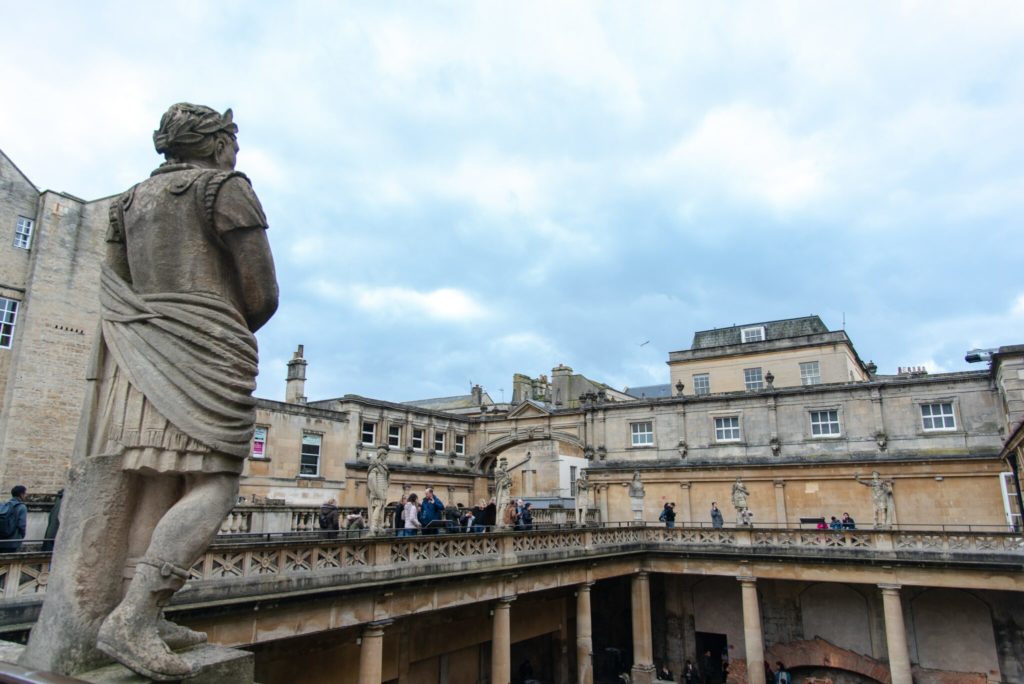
[2, 527, 1022, 603]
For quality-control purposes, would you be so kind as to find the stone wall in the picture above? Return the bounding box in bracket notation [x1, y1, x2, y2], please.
[0, 189, 108, 492]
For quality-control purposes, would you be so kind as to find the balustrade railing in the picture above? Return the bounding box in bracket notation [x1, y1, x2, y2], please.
[1, 525, 1020, 601]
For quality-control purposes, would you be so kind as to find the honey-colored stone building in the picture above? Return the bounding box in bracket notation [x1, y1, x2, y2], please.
[4, 147, 1024, 682]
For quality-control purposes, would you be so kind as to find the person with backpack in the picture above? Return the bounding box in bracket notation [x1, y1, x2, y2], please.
[659, 502, 677, 528]
[0, 485, 29, 552]
[318, 498, 340, 537]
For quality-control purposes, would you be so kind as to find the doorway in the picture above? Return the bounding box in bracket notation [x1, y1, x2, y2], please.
[694, 632, 728, 684]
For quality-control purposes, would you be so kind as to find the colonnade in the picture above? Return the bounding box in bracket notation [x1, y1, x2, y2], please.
[353, 574, 914, 684]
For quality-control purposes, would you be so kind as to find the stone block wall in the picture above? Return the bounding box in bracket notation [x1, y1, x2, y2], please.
[0, 191, 108, 492]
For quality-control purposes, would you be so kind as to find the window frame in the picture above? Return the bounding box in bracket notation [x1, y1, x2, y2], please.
[800, 360, 821, 386]
[920, 401, 956, 432]
[412, 428, 424, 451]
[630, 420, 654, 447]
[299, 432, 322, 478]
[360, 421, 376, 446]
[809, 409, 841, 438]
[714, 415, 741, 443]
[14, 217, 33, 250]
[251, 425, 269, 459]
[454, 434, 466, 456]
[741, 326, 765, 343]
[387, 424, 401, 448]
[433, 431, 446, 453]
[693, 373, 710, 396]
[743, 367, 763, 391]
[0, 298, 18, 349]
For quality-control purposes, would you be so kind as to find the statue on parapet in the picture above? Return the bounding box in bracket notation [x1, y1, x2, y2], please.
[367, 445, 391, 534]
[731, 477, 750, 525]
[494, 457, 513, 530]
[575, 468, 590, 526]
[855, 471, 894, 528]
[21, 103, 279, 681]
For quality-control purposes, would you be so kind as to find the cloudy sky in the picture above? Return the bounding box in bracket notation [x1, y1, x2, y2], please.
[3, 2, 1023, 402]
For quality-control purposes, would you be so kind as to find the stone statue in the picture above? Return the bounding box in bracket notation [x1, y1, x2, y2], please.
[856, 471, 894, 527]
[367, 445, 391, 535]
[21, 103, 278, 680]
[575, 469, 590, 525]
[731, 477, 750, 525]
[494, 457, 513, 530]
[628, 470, 645, 498]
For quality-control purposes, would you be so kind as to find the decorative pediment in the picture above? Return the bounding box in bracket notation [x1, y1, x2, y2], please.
[507, 399, 551, 419]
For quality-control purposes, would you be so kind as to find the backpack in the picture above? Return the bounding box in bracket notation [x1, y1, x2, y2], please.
[318, 509, 332, 530]
[658, 508, 667, 522]
[0, 501, 23, 539]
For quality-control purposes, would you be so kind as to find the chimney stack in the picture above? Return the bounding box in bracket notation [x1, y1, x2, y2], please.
[471, 384, 483, 406]
[286, 345, 308, 404]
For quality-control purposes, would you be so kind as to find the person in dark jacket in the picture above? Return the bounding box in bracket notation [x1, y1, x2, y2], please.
[482, 497, 497, 529]
[661, 502, 677, 528]
[42, 489, 64, 552]
[519, 502, 534, 531]
[0, 485, 28, 553]
[418, 487, 445, 534]
[393, 494, 407, 532]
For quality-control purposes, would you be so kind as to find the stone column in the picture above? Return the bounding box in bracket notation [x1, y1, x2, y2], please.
[739, 577, 766, 684]
[879, 584, 912, 684]
[358, 620, 392, 684]
[491, 597, 515, 684]
[679, 482, 692, 524]
[630, 572, 656, 684]
[576, 583, 595, 684]
[773, 480, 787, 527]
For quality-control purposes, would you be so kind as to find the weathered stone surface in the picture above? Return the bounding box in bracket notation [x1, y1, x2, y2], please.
[79, 644, 253, 684]
[20, 103, 278, 682]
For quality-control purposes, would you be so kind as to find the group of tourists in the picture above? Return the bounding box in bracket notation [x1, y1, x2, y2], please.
[655, 655, 790, 683]
[817, 512, 856, 530]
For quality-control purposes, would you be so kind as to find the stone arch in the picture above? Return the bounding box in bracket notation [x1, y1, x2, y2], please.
[476, 430, 585, 473]
[910, 588, 998, 678]
[799, 583, 872, 656]
[767, 638, 890, 683]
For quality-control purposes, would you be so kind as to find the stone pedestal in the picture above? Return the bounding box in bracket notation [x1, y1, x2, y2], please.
[2, 641, 254, 684]
[630, 571, 655, 684]
[879, 584, 912, 684]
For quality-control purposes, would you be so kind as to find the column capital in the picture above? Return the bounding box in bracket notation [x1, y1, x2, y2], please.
[577, 581, 595, 592]
[679, 482, 691, 490]
[878, 583, 902, 593]
[737, 575, 757, 585]
[634, 570, 649, 580]
[496, 595, 516, 606]
[773, 479, 785, 488]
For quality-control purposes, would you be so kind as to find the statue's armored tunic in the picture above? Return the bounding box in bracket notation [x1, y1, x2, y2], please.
[94, 165, 267, 474]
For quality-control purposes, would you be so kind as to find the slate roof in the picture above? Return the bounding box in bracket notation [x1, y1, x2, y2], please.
[623, 384, 673, 399]
[401, 393, 493, 410]
[691, 316, 828, 350]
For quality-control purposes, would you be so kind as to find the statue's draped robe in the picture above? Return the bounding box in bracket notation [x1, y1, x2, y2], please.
[20, 164, 268, 673]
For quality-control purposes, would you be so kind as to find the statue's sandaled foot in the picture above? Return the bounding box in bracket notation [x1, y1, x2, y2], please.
[98, 612, 197, 681]
[159, 617, 207, 649]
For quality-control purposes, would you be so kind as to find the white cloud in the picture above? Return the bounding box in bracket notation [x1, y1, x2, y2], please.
[310, 280, 488, 323]
[660, 104, 831, 211]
